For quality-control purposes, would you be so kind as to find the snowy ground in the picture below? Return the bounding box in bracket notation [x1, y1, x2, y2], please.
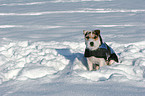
[0, 0, 145, 96]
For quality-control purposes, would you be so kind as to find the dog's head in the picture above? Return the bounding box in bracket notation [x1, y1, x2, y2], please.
[83, 30, 102, 50]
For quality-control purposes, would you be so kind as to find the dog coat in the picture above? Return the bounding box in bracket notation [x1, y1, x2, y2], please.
[84, 43, 118, 62]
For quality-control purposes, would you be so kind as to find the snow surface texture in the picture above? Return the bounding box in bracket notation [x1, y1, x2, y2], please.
[1, 0, 145, 43]
[1, 0, 145, 95]
[0, 39, 145, 84]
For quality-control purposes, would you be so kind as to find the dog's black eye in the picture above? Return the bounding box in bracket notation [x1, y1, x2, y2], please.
[86, 36, 89, 39]
[94, 36, 97, 39]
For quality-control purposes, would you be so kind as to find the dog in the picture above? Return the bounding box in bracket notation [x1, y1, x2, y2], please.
[83, 29, 118, 71]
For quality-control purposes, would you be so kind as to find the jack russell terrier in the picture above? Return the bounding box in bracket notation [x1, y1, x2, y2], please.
[83, 29, 118, 71]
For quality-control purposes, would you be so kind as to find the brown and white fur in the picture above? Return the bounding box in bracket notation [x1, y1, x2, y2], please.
[83, 30, 116, 71]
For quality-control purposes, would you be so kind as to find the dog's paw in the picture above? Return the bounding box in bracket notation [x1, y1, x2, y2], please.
[108, 60, 115, 65]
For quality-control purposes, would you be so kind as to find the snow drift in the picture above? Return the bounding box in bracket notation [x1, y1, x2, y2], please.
[0, 39, 145, 84]
[1, 0, 145, 95]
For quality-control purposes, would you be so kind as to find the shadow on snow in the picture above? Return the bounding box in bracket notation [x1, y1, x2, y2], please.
[56, 48, 88, 71]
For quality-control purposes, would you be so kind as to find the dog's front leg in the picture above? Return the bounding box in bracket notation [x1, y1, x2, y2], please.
[87, 58, 93, 71]
[99, 58, 106, 67]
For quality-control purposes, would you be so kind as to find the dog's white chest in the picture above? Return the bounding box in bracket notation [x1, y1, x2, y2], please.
[88, 56, 106, 66]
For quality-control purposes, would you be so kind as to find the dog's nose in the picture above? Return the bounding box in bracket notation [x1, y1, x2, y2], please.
[90, 42, 94, 46]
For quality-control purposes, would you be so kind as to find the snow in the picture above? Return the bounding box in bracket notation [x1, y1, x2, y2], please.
[0, 39, 145, 95]
[0, 0, 145, 96]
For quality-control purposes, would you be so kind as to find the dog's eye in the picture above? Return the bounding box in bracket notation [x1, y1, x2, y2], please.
[94, 36, 97, 39]
[86, 36, 89, 39]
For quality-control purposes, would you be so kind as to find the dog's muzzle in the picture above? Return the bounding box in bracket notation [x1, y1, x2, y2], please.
[90, 42, 94, 46]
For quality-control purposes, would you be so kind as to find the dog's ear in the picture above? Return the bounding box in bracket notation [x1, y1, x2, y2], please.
[94, 30, 100, 35]
[83, 30, 87, 35]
